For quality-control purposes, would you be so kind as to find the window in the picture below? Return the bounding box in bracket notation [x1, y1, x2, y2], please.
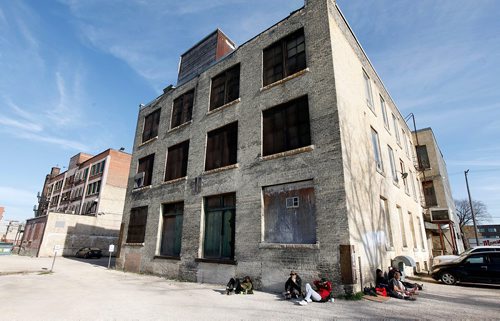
[263, 96, 311, 156]
[171, 90, 194, 128]
[263, 28, 306, 86]
[381, 197, 393, 248]
[409, 171, 417, 200]
[422, 181, 437, 206]
[380, 96, 389, 130]
[416, 145, 430, 169]
[165, 141, 189, 181]
[488, 228, 497, 232]
[402, 130, 409, 157]
[390, 147, 400, 182]
[398, 206, 407, 247]
[160, 202, 184, 257]
[408, 212, 417, 249]
[363, 70, 374, 109]
[203, 193, 235, 260]
[465, 255, 485, 265]
[90, 160, 105, 177]
[143, 108, 161, 142]
[400, 160, 409, 194]
[210, 64, 240, 110]
[263, 180, 316, 244]
[126, 206, 148, 243]
[392, 114, 400, 144]
[418, 216, 426, 249]
[371, 128, 383, 172]
[83, 168, 89, 180]
[205, 122, 237, 171]
[86, 180, 101, 196]
[137, 154, 155, 187]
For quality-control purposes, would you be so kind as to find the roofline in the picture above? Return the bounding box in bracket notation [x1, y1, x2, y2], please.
[180, 28, 236, 58]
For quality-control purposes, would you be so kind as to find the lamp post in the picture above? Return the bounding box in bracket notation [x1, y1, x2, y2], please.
[464, 169, 479, 246]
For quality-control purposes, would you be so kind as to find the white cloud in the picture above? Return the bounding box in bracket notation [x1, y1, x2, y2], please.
[0, 186, 37, 221]
[0, 116, 43, 132]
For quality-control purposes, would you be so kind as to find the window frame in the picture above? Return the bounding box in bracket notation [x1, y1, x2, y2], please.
[203, 193, 236, 260]
[160, 202, 184, 257]
[205, 122, 238, 171]
[380, 95, 390, 131]
[165, 140, 190, 181]
[171, 89, 195, 129]
[142, 108, 161, 142]
[363, 70, 375, 110]
[209, 64, 240, 111]
[126, 206, 148, 243]
[137, 154, 155, 187]
[371, 128, 384, 173]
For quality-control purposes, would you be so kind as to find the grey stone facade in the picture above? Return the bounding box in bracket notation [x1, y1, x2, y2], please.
[118, 0, 429, 293]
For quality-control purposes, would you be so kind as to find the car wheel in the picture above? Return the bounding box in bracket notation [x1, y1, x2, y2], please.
[441, 272, 457, 285]
[84, 253, 90, 259]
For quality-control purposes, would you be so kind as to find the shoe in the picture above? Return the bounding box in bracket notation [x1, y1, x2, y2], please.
[299, 300, 308, 306]
[305, 298, 312, 303]
[404, 296, 416, 301]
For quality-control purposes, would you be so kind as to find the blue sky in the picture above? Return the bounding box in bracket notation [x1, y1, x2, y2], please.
[1, 0, 499, 224]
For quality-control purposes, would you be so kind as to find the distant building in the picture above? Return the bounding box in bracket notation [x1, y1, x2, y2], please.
[0, 207, 4, 221]
[412, 128, 465, 257]
[118, 0, 430, 293]
[20, 149, 131, 257]
[465, 224, 500, 247]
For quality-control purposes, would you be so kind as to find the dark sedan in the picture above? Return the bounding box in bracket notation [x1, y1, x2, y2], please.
[75, 247, 102, 259]
[431, 251, 500, 285]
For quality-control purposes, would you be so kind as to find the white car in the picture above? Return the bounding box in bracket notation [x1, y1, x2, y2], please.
[433, 246, 500, 266]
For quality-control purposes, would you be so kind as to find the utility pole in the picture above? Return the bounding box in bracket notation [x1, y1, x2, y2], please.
[464, 169, 479, 247]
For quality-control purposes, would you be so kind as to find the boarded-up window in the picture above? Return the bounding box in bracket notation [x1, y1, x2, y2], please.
[263, 28, 306, 86]
[204, 193, 235, 260]
[171, 90, 194, 128]
[160, 202, 183, 257]
[137, 154, 155, 187]
[127, 206, 148, 243]
[263, 96, 311, 156]
[263, 180, 316, 244]
[165, 141, 189, 181]
[423, 180, 437, 207]
[205, 122, 237, 171]
[142, 108, 161, 142]
[210, 64, 240, 110]
[416, 145, 431, 169]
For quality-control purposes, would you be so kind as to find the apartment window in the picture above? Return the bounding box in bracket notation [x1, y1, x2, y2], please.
[263, 180, 316, 244]
[83, 168, 89, 180]
[142, 108, 161, 142]
[409, 171, 417, 200]
[392, 114, 400, 144]
[263, 28, 306, 86]
[422, 180, 437, 206]
[380, 197, 393, 248]
[400, 160, 409, 194]
[402, 130, 409, 157]
[380, 96, 389, 130]
[205, 122, 237, 171]
[171, 90, 194, 128]
[160, 202, 184, 257]
[210, 64, 240, 110]
[86, 180, 101, 196]
[263, 95, 311, 156]
[136, 154, 155, 187]
[418, 216, 426, 249]
[398, 206, 407, 247]
[165, 141, 189, 181]
[388, 146, 398, 183]
[408, 212, 417, 249]
[126, 206, 148, 243]
[203, 193, 236, 260]
[371, 128, 383, 172]
[363, 70, 374, 109]
[90, 160, 105, 177]
[416, 145, 431, 169]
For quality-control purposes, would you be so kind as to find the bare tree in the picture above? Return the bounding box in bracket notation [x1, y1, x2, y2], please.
[455, 199, 491, 231]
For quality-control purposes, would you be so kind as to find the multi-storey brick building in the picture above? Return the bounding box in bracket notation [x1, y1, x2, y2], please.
[412, 128, 465, 258]
[21, 149, 131, 257]
[118, 0, 430, 292]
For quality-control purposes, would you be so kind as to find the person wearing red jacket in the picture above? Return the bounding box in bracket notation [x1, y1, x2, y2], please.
[299, 278, 332, 305]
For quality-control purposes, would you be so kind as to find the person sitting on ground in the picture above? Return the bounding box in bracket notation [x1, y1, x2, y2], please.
[376, 268, 388, 289]
[388, 267, 422, 291]
[240, 276, 254, 294]
[389, 271, 416, 300]
[299, 278, 332, 305]
[284, 271, 303, 299]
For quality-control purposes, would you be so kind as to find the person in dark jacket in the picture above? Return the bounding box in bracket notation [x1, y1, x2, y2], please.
[284, 271, 303, 299]
[376, 268, 388, 288]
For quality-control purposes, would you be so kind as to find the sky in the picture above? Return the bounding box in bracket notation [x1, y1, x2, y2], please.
[0, 0, 499, 224]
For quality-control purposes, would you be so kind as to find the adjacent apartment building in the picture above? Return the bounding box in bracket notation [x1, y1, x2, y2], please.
[21, 149, 131, 257]
[465, 224, 500, 247]
[118, 0, 429, 292]
[412, 128, 465, 257]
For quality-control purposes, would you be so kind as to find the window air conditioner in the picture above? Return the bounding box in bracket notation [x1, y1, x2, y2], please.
[134, 172, 145, 188]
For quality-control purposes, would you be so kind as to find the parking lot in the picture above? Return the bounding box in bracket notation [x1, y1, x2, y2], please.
[1, 255, 499, 320]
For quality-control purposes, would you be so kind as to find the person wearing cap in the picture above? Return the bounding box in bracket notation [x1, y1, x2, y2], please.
[284, 271, 303, 299]
[299, 278, 332, 305]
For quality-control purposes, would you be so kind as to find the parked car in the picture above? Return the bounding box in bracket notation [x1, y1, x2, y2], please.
[75, 247, 102, 259]
[433, 246, 500, 266]
[431, 251, 500, 285]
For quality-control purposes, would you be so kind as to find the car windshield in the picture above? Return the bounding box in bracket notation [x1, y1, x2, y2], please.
[454, 248, 475, 262]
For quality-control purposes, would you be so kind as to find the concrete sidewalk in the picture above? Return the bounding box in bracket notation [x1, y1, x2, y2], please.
[1, 255, 499, 320]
